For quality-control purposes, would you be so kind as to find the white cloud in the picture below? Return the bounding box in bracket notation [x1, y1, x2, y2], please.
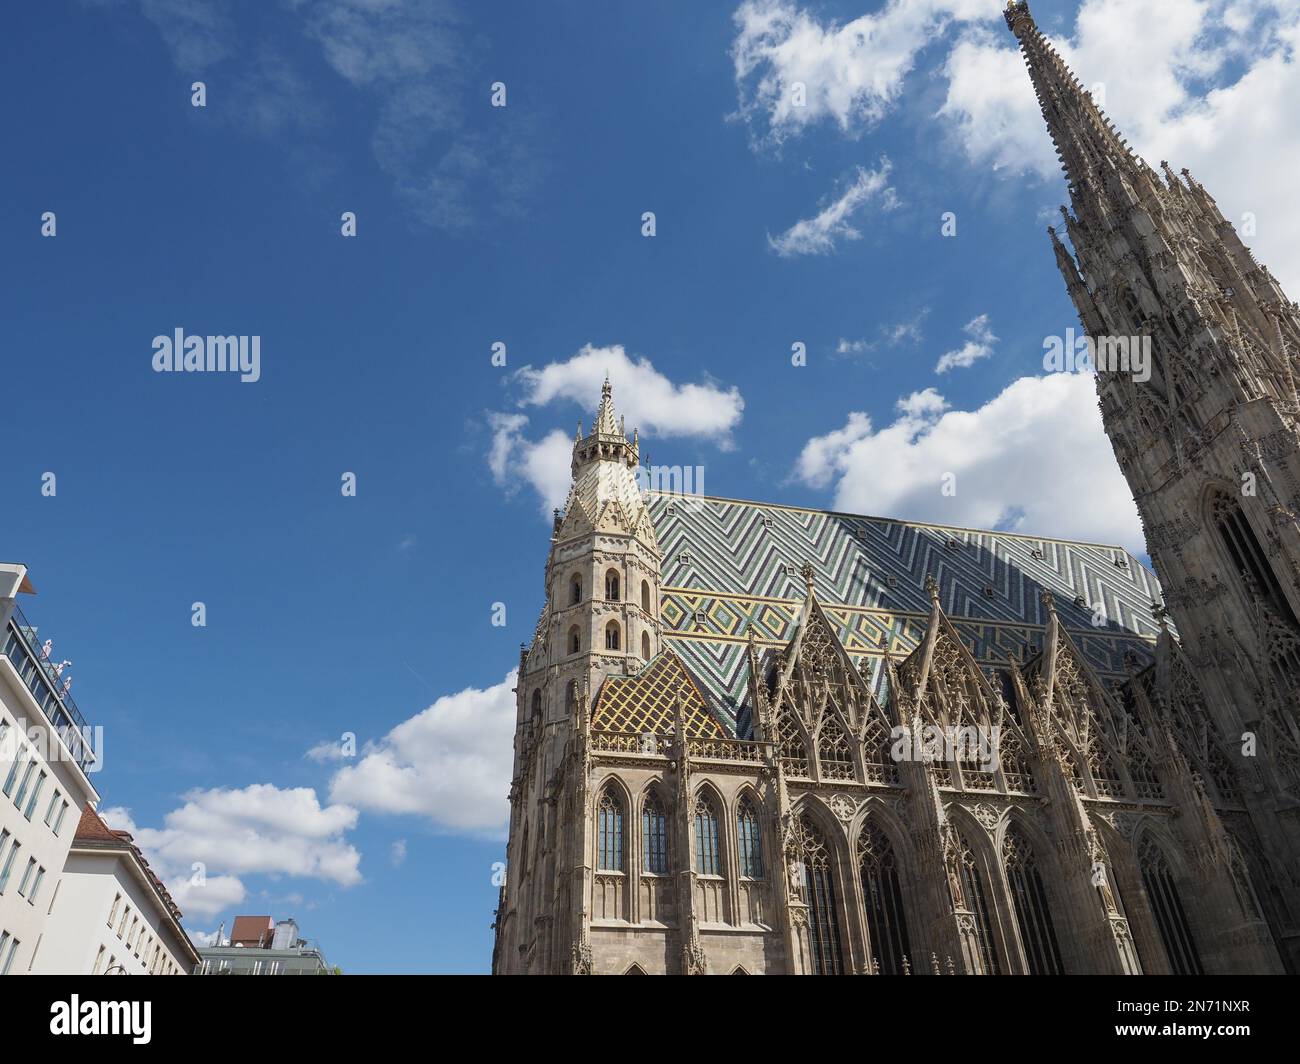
[935, 314, 997, 373]
[487, 414, 574, 515]
[102, 786, 362, 920]
[328, 670, 517, 837]
[490, 345, 746, 514]
[768, 162, 899, 257]
[390, 839, 408, 867]
[939, 0, 1300, 291]
[731, 0, 990, 147]
[792, 373, 1145, 551]
[515, 345, 744, 441]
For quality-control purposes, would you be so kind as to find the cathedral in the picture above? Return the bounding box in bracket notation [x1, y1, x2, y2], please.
[490, 0, 1300, 975]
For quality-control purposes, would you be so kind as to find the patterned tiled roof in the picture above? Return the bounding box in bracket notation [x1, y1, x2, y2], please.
[644, 494, 1165, 738]
[591, 649, 728, 737]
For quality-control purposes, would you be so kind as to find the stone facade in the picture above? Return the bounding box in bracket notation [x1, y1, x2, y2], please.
[491, 3, 1300, 975]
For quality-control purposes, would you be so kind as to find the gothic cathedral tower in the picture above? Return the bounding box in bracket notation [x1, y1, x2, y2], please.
[1007, 0, 1300, 966]
[493, 381, 663, 974]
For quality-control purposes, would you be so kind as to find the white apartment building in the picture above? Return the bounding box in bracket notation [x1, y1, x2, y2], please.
[33, 805, 197, 975]
[0, 563, 101, 975]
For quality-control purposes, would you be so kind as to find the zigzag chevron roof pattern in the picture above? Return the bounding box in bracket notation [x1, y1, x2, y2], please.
[645, 494, 1165, 738]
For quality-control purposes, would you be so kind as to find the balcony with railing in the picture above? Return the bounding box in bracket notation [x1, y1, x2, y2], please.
[2, 603, 97, 772]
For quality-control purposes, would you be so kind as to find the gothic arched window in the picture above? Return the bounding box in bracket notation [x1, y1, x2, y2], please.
[641, 631, 651, 660]
[957, 832, 1001, 975]
[605, 621, 620, 651]
[737, 796, 763, 879]
[999, 732, 1037, 794]
[694, 793, 722, 875]
[570, 574, 582, 606]
[605, 570, 620, 602]
[641, 580, 651, 612]
[1002, 825, 1065, 975]
[1138, 838, 1203, 974]
[642, 791, 668, 875]
[817, 714, 854, 780]
[776, 706, 810, 778]
[1212, 495, 1298, 626]
[568, 626, 581, 654]
[800, 815, 845, 975]
[529, 690, 542, 732]
[597, 787, 626, 872]
[862, 715, 897, 785]
[565, 681, 577, 715]
[858, 820, 911, 975]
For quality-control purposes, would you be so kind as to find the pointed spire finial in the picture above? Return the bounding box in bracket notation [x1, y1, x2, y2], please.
[923, 573, 940, 605]
[799, 561, 816, 595]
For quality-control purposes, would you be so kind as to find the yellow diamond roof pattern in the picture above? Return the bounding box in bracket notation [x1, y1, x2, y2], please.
[591, 651, 726, 738]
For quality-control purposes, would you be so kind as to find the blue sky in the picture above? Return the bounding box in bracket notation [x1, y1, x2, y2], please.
[3, 0, 1298, 972]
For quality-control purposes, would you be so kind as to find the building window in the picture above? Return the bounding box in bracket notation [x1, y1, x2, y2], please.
[597, 787, 625, 871]
[957, 833, 1001, 975]
[1003, 826, 1064, 974]
[3, 747, 30, 799]
[568, 626, 581, 654]
[817, 714, 854, 780]
[43, 789, 61, 827]
[1213, 495, 1299, 626]
[0, 838, 19, 894]
[0, 933, 18, 975]
[52, 801, 68, 836]
[799, 815, 845, 975]
[1, 744, 28, 796]
[23, 771, 45, 820]
[858, 821, 911, 975]
[1139, 838, 1204, 975]
[737, 797, 763, 879]
[641, 580, 651, 612]
[605, 570, 620, 601]
[694, 794, 722, 875]
[16, 858, 36, 897]
[565, 681, 577, 716]
[570, 574, 582, 605]
[776, 706, 810, 777]
[605, 621, 620, 651]
[641, 631, 651, 660]
[27, 866, 44, 905]
[92, 945, 106, 975]
[642, 792, 668, 875]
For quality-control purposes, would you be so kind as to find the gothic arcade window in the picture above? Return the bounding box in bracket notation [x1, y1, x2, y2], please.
[641, 632, 651, 660]
[565, 681, 577, 716]
[694, 794, 722, 875]
[570, 574, 582, 605]
[605, 621, 621, 651]
[776, 706, 810, 777]
[957, 833, 1002, 975]
[1138, 838, 1203, 975]
[641, 580, 651, 612]
[642, 792, 668, 875]
[737, 797, 763, 879]
[605, 569, 620, 601]
[1002, 826, 1065, 975]
[817, 714, 854, 780]
[858, 821, 911, 975]
[1213, 495, 1298, 626]
[597, 787, 626, 872]
[800, 815, 845, 975]
[568, 626, 581, 654]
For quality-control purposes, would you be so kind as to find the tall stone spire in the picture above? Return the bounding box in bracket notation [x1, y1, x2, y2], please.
[1005, 0, 1153, 210]
[1013, 0, 1300, 969]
